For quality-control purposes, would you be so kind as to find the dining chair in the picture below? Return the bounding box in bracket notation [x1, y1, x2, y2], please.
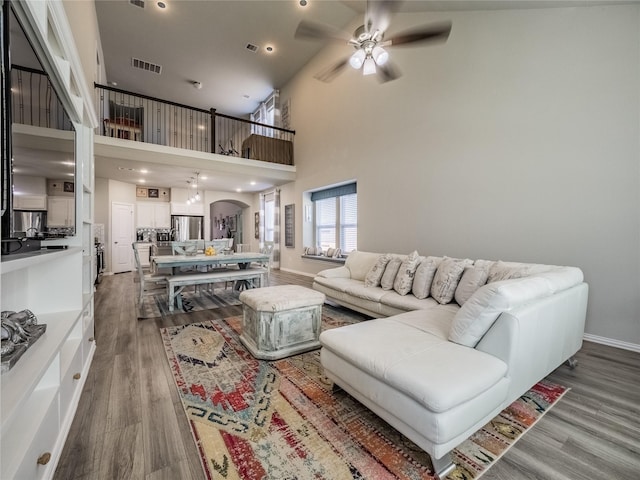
[132, 243, 167, 306]
[259, 242, 274, 285]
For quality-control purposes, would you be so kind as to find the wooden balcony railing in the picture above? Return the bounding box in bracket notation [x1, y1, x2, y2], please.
[95, 84, 295, 166]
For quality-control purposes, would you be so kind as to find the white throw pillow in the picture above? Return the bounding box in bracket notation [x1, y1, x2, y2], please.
[412, 257, 442, 299]
[393, 251, 421, 295]
[326, 247, 336, 258]
[380, 257, 402, 290]
[430, 257, 472, 304]
[454, 264, 490, 306]
[364, 253, 392, 287]
[449, 276, 552, 347]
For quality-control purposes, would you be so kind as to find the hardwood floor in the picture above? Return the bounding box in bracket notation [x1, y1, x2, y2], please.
[55, 271, 640, 479]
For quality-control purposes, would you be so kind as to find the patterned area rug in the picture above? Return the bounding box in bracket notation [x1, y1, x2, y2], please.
[137, 287, 241, 319]
[160, 310, 568, 480]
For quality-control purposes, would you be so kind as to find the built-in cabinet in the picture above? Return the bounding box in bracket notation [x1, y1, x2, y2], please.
[14, 194, 47, 210]
[170, 201, 204, 216]
[1, 2, 96, 479]
[47, 197, 75, 227]
[136, 202, 170, 228]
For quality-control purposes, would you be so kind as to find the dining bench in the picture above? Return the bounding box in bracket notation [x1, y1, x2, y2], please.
[167, 267, 267, 312]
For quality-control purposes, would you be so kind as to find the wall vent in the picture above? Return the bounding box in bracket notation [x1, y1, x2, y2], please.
[131, 57, 162, 75]
[129, 0, 145, 8]
[245, 43, 259, 53]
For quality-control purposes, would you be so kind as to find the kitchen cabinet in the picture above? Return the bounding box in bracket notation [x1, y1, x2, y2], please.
[136, 202, 170, 228]
[170, 201, 204, 216]
[47, 197, 75, 227]
[14, 194, 47, 210]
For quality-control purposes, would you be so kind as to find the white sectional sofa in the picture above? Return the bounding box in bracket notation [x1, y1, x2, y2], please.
[313, 251, 588, 478]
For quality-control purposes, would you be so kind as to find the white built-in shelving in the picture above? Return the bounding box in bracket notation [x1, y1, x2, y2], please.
[1, 1, 97, 479]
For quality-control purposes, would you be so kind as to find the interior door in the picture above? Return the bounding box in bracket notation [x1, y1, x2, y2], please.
[111, 202, 134, 273]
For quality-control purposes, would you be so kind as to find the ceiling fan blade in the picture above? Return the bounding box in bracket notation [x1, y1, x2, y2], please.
[365, 0, 400, 36]
[377, 62, 401, 83]
[385, 21, 452, 47]
[295, 20, 353, 44]
[313, 57, 350, 83]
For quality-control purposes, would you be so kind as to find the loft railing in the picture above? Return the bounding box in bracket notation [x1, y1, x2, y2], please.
[10, 65, 73, 131]
[95, 83, 295, 166]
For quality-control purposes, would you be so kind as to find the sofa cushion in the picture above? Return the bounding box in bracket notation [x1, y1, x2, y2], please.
[393, 250, 421, 295]
[412, 256, 442, 299]
[345, 283, 389, 303]
[320, 316, 508, 413]
[345, 251, 384, 281]
[431, 257, 473, 304]
[380, 290, 441, 311]
[486, 260, 551, 283]
[313, 276, 362, 293]
[455, 264, 490, 306]
[449, 276, 553, 347]
[364, 253, 392, 287]
[380, 257, 402, 290]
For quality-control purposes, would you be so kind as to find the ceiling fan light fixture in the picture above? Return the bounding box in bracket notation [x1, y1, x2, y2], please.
[372, 46, 388, 66]
[349, 49, 366, 69]
[363, 57, 376, 76]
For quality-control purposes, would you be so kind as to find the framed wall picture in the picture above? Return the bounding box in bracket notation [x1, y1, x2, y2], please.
[148, 188, 159, 198]
[63, 181, 74, 193]
[284, 204, 294, 248]
[136, 187, 147, 197]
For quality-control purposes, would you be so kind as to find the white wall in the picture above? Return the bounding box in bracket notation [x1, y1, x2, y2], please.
[278, 5, 640, 347]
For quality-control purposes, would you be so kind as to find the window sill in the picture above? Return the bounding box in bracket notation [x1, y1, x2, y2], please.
[301, 254, 346, 264]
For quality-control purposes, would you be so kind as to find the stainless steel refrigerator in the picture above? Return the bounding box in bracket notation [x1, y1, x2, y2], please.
[171, 215, 204, 241]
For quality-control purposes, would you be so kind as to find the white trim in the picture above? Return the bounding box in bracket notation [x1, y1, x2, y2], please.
[583, 334, 640, 353]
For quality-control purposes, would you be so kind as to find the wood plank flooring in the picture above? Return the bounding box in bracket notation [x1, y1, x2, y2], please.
[55, 270, 640, 479]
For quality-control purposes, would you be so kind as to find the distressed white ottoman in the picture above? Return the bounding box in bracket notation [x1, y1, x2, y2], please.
[238, 285, 326, 360]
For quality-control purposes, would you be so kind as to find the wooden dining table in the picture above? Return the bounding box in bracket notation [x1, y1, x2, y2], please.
[152, 251, 270, 273]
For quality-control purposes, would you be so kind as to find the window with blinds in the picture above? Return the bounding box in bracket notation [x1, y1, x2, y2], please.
[312, 183, 357, 254]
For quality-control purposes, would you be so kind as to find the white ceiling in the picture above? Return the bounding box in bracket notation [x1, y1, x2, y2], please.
[15, 1, 636, 193]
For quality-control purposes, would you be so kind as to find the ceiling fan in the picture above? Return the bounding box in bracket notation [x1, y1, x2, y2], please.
[295, 0, 452, 83]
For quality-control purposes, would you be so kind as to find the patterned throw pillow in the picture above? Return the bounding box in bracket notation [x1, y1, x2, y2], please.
[454, 264, 490, 306]
[380, 257, 402, 290]
[430, 257, 473, 304]
[326, 247, 336, 258]
[412, 256, 442, 299]
[364, 254, 392, 287]
[332, 248, 342, 258]
[487, 261, 533, 283]
[393, 251, 421, 295]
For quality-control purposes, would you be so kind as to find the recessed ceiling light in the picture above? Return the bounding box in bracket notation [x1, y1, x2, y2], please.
[157, 1, 167, 9]
[198, 124, 205, 130]
[140, 169, 148, 174]
[201, 175, 208, 180]
[250, 181, 256, 186]
[300, 0, 308, 6]
[67, 173, 74, 177]
[108, 81, 118, 86]
[243, 94, 250, 99]
[265, 46, 274, 53]
[139, 179, 146, 183]
[236, 188, 242, 193]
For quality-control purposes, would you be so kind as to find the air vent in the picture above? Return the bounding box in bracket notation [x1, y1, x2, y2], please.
[245, 43, 259, 53]
[129, 0, 145, 8]
[131, 57, 162, 75]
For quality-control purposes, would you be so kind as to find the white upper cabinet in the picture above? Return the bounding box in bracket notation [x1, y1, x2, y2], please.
[170, 201, 204, 216]
[136, 202, 170, 228]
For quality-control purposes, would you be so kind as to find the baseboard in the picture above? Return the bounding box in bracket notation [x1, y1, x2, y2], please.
[279, 267, 316, 278]
[583, 333, 640, 353]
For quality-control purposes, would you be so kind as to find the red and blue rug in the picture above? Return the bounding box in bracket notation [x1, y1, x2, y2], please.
[160, 311, 568, 479]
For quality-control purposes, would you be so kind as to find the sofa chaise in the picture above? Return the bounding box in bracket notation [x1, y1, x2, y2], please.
[313, 251, 588, 478]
